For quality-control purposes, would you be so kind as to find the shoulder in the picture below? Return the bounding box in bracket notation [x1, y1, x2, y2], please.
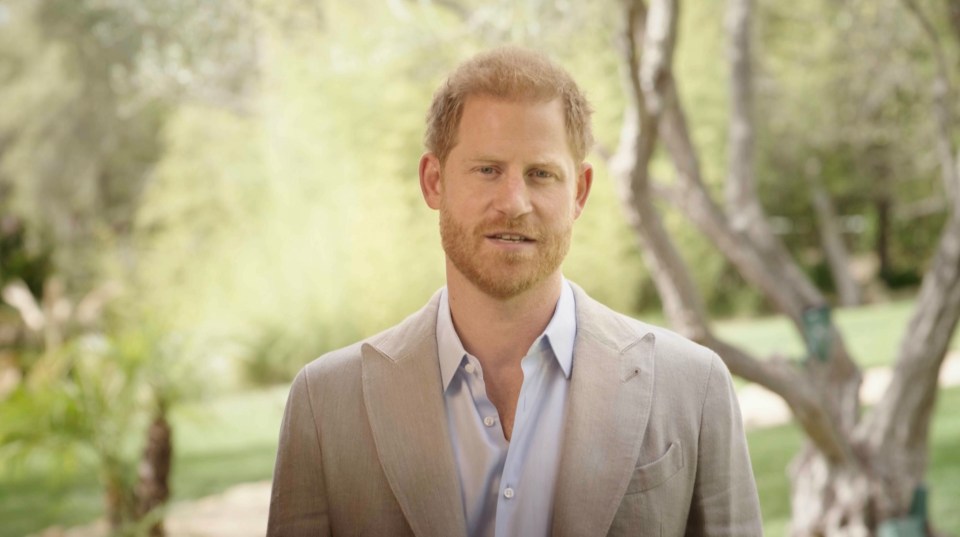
[571, 282, 724, 390]
[571, 283, 717, 364]
[299, 290, 442, 385]
[624, 312, 723, 395]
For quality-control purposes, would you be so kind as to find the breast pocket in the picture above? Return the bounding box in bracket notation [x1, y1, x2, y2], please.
[625, 441, 684, 494]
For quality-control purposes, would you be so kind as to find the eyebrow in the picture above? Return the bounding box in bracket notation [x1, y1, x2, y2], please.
[466, 156, 564, 170]
[467, 156, 505, 164]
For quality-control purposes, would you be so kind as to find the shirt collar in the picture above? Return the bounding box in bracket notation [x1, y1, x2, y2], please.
[437, 280, 577, 391]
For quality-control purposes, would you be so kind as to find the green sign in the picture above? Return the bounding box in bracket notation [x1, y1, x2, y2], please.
[877, 484, 929, 537]
[877, 517, 925, 537]
[802, 305, 832, 362]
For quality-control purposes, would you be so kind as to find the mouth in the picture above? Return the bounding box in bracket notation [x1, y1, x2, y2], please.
[486, 232, 535, 243]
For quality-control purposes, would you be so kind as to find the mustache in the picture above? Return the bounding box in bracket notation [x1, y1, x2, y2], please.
[477, 217, 538, 236]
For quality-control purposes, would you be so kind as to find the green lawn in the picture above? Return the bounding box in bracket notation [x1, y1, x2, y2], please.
[714, 299, 949, 369]
[749, 386, 960, 535]
[0, 387, 288, 537]
[1, 299, 958, 537]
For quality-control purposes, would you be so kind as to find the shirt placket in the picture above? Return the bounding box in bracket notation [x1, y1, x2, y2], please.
[461, 354, 508, 537]
[464, 356, 504, 445]
[494, 340, 547, 536]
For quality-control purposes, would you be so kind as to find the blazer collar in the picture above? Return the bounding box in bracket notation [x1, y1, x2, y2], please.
[361, 291, 468, 537]
[552, 283, 656, 537]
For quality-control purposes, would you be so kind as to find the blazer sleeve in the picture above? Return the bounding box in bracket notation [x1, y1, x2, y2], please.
[685, 354, 764, 536]
[267, 369, 332, 537]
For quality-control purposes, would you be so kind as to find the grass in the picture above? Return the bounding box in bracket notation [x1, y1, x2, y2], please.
[714, 299, 950, 369]
[0, 300, 958, 536]
[750, 386, 960, 534]
[0, 388, 288, 537]
[169, 387, 287, 500]
[0, 464, 102, 537]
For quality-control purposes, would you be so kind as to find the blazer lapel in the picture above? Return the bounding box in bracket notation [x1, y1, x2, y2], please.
[361, 295, 467, 537]
[552, 286, 656, 537]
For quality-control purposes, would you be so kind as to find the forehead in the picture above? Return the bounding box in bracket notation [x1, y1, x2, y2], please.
[452, 96, 571, 161]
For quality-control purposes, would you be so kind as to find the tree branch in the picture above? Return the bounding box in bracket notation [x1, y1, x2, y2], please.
[610, 0, 711, 341]
[894, 196, 947, 221]
[658, 89, 818, 324]
[949, 0, 960, 47]
[612, 4, 702, 324]
[610, 0, 854, 463]
[900, 0, 960, 210]
[706, 336, 851, 463]
[854, 0, 960, 476]
[804, 159, 861, 307]
[725, 0, 756, 217]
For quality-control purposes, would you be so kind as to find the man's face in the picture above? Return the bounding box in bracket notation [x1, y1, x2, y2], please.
[420, 95, 592, 299]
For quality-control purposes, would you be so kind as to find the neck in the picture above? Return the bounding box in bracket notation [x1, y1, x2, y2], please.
[445, 265, 563, 371]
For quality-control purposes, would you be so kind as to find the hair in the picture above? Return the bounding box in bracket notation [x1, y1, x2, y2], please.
[424, 46, 594, 164]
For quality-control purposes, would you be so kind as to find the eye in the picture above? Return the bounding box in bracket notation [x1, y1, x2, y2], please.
[477, 166, 497, 175]
[530, 169, 555, 180]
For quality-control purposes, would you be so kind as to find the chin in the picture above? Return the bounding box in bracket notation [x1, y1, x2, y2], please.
[469, 269, 557, 300]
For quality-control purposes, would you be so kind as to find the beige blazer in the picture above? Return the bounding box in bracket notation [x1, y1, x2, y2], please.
[267, 284, 763, 536]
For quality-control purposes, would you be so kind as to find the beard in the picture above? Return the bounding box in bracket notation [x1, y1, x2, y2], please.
[439, 206, 572, 300]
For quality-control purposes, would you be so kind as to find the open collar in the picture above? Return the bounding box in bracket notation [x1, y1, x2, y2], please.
[436, 280, 576, 391]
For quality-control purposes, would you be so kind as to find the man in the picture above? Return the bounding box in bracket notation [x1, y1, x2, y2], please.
[267, 47, 762, 537]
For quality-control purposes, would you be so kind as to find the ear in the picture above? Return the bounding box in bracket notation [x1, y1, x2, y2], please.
[573, 162, 593, 219]
[419, 152, 443, 210]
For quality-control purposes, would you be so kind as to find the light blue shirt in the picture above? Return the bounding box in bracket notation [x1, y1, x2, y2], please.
[437, 281, 576, 537]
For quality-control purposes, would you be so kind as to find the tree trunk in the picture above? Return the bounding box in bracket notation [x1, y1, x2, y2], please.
[102, 467, 135, 532]
[135, 410, 173, 537]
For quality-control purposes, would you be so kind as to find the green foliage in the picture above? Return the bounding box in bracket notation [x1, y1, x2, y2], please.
[0, 319, 201, 534]
[0, 337, 144, 526]
[122, 1, 653, 385]
[0, 384, 288, 537]
[0, 216, 52, 296]
[5, 0, 950, 389]
[0, 0, 953, 373]
[753, 0, 956, 287]
[0, 0, 258, 288]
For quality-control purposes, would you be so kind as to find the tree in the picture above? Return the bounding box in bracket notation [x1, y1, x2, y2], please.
[0, 278, 194, 536]
[0, 0, 258, 288]
[610, 0, 960, 534]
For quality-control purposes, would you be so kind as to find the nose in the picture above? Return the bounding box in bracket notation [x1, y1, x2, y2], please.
[492, 169, 533, 218]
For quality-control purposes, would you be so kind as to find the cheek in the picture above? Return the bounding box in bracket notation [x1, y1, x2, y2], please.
[440, 192, 484, 222]
[548, 190, 579, 218]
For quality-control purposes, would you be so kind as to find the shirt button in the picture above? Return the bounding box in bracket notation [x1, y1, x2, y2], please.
[503, 487, 515, 499]
[464, 363, 476, 374]
[483, 416, 496, 427]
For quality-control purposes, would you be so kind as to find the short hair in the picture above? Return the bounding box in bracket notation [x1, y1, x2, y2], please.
[424, 47, 594, 164]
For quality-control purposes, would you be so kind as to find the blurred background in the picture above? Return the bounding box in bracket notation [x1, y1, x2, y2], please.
[0, 0, 958, 535]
